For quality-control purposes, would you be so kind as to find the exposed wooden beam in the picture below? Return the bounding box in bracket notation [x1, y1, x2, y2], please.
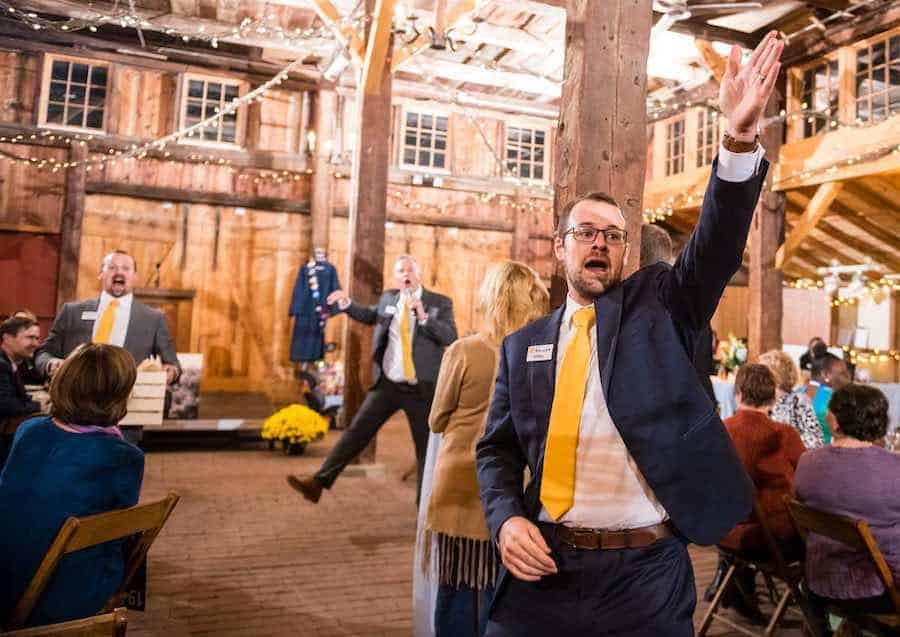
[652, 11, 761, 48]
[391, 0, 477, 71]
[404, 58, 561, 96]
[552, 0, 652, 304]
[308, 0, 367, 62]
[836, 182, 900, 228]
[310, 90, 338, 250]
[363, 0, 398, 94]
[57, 142, 87, 307]
[803, 0, 851, 10]
[749, 95, 784, 362]
[837, 207, 900, 250]
[776, 181, 843, 269]
[694, 39, 727, 83]
[84, 182, 311, 213]
[784, 2, 900, 65]
[816, 220, 900, 272]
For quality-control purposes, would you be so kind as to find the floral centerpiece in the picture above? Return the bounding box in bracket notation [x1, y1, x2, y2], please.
[261, 404, 329, 455]
[717, 334, 748, 376]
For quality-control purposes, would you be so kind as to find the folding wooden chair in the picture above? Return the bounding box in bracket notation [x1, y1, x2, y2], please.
[699, 498, 813, 637]
[786, 498, 900, 637]
[0, 608, 127, 636]
[3, 492, 179, 631]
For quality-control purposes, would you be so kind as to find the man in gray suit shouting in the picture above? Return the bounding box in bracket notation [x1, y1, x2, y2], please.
[288, 255, 457, 505]
[36, 250, 180, 384]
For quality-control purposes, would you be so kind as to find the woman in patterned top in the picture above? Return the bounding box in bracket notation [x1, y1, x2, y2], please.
[758, 350, 824, 449]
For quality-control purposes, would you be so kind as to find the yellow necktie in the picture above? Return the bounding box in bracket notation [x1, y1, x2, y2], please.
[540, 305, 596, 521]
[93, 299, 119, 344]
[399, 298, 416, 381]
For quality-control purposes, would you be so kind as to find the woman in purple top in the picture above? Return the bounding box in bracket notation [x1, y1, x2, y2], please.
[794, 384, 900, 618]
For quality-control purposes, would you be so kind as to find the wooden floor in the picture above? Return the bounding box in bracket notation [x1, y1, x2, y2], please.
[130, 414, 806, 636]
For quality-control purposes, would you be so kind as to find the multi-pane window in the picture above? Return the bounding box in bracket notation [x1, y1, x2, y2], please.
[401, 111, 448, 170]
[43, 58, 109, 131]
[801, 60, 839, 137]
[855, 35, 900, 123]
[696, 108, 719, 168]
[665, 117, 685, 176]
[182, 76, 242, 144]
[506, 126, 547, 181]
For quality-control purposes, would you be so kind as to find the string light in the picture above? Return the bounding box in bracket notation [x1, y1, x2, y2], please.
[0, 1, 365, 49]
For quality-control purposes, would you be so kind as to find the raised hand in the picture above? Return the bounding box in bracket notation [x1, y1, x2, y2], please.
[720, 31, 784, 141]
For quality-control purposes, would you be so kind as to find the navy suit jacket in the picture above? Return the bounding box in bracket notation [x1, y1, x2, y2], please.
[477, 158, 766, 555]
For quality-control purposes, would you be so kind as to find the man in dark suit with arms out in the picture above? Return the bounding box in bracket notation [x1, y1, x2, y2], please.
[288, 255, 457, 505]
[477, 33, 783, 636]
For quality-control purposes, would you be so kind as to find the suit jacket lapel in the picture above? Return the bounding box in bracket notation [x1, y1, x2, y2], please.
[594, 284, 624, 398]
[123, 300, 141, 354]
[529, 305, 565, 469]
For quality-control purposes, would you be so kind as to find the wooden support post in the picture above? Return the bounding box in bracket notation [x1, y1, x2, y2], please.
[310, 90, 338, 252]
[339, 0, 395, 464]
[57, 141, 86, 307]
[748, 97, 785, 362]
[551, 0, 652, 306]
[511, 189, 532, 264]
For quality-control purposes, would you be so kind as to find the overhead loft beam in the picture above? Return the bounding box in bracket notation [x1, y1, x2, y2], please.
[694, 39, 726, 82]
[803, 0, 852, 9]
[775, 181, 843, 269]
[391, 0, 476, 71]
[836, 182, 900, 231]
[8, 0, 334, 61]
[651, 11, 760, 48]
[817, 220, 900, 272]
[784, 2, 900, 64]
[308, 0, 367, 62]
[403, 58, 561, 97]
[363, 0, 397, 94]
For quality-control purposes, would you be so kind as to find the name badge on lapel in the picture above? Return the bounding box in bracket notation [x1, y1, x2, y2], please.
[526, 344, 553, 363]
[81, 311, 98, 321]
[384, 306, 397, 316]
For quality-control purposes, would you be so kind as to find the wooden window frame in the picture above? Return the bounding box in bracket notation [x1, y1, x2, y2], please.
[504, 121, 550, 184]
[665, 116, 686, 177]
[799, 59, 840, 137]
[38, 54, 111, 134]
[695, 107, 720, 168]
[177, 72, 249, 148]
[853, 30, 900, 125]
[398, 105, 451, 173]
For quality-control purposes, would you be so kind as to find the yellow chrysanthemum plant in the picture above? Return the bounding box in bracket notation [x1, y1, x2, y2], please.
[262, 404, 329, 455]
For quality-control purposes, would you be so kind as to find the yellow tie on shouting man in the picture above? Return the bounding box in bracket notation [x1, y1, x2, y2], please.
[399, 296, 416, 381]
[540, 305, 595, 521]
[93, 299, 119, 344]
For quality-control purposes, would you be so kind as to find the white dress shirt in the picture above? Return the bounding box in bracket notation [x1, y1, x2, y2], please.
[536, 143, 761, 529]
[382, 286, 422, 384]
[92, 291, 134, 347]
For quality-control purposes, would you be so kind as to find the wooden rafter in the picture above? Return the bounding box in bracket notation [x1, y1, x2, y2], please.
[694, 39, 726, 83]
[776, 181, 843, 269]
[363, 0, 397, 94]
[836, 182, 900, 231]
[391, 0, 476, 72]
[308, 0, 367, 62]
[817, 220, 900, 272]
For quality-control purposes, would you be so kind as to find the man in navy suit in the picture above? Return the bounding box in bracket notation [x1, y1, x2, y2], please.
[476, 33, 783, 636]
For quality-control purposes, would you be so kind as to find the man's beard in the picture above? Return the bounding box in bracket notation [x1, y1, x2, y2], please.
[568, 260, 624, 300]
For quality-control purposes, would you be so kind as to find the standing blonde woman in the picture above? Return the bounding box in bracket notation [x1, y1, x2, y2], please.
[425, 261, 549, 637]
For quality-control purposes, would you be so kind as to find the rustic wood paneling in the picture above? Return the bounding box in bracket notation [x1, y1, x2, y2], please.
[0, 51, 40, 125]
[78, 194, 310, 395]
[0, 143, 66, 232]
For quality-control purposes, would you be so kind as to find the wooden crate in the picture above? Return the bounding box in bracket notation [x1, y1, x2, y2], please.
[120, 371, 166, 427]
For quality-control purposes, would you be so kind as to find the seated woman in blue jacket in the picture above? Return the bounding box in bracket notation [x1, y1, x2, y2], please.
[0, 343, 144, 628]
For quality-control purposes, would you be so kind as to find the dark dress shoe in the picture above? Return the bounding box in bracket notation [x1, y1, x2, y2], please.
[287, 475, 323, 503]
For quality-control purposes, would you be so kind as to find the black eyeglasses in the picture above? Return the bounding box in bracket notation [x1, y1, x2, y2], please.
[561, 225, 628, 245]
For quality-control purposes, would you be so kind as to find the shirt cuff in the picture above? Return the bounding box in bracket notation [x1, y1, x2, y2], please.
[716, 144, 765, 183]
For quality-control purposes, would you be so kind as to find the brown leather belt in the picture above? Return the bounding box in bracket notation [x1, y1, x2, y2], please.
[551, 521, 675, 550]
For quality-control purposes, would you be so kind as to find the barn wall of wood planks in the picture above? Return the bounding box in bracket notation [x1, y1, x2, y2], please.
[0, 48, 559, 398]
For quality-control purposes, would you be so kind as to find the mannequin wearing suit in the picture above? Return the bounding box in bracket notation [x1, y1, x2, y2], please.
[288, 255, 457, 505]
[35, 251, 180, 383]
[476, 34, 783, 637]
